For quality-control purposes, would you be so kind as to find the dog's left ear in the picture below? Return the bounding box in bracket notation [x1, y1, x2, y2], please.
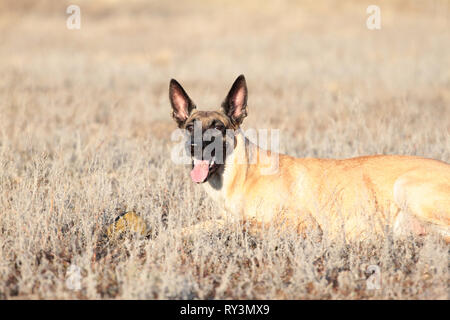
[221, 75, 248, 126]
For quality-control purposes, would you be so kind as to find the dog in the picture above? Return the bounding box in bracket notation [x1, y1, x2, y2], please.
[169, 75, 450, 242]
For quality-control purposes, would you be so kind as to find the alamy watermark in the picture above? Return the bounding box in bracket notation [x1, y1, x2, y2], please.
[65, 264, 81, 291]
[66, 5, 81, 30]
[366, 265, 381, 290]
[170, 121, 280, 175]
[65, 5, 382, 31]
[366, 5, 381, 30]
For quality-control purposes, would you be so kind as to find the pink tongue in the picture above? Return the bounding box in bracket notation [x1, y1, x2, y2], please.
[190, 160, 210, 183]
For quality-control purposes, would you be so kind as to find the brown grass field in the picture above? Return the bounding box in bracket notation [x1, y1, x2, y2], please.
[0, 0, 449, 299]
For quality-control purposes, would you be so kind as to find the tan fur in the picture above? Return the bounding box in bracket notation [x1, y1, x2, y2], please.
[185, 110, 235, 130]
[202, 131, 450, 242]
[170, 76, 450, 242]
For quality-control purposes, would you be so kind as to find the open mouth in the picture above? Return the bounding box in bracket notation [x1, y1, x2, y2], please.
[190, 157, 219, 183]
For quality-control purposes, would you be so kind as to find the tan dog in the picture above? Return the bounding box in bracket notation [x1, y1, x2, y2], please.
[169, 75, 450, 242]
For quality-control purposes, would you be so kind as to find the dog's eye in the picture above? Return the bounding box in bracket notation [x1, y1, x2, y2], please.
[186, 124, 194, 132]
[214, 124, 225, 131]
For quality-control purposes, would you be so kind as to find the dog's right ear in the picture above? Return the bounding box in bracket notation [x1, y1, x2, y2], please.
[169, 79, 196, 128]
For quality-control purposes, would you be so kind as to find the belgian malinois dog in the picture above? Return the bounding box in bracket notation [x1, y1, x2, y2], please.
[169, 75, 450, 242]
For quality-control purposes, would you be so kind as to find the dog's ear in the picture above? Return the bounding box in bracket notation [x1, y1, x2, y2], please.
[169, 79, 196, 127]
[221, 74, 248, 126]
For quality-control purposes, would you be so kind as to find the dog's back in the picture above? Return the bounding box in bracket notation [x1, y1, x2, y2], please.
[225, 133, 450, 240]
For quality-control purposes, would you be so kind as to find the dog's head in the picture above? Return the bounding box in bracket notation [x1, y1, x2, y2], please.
[169, 75, 248, 183]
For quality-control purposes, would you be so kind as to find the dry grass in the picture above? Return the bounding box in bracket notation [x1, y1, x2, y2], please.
[0, 0, 449, 299]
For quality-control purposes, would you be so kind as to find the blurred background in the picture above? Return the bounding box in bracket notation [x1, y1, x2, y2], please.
[0, 0, 448, 158]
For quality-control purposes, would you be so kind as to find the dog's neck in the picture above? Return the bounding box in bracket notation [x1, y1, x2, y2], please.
[202, 130, 257, 211]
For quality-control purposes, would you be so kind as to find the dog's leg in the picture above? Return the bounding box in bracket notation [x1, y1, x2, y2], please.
[179, 219, 227, 238]
[176, 217, 265, 242]
[393, 170, 450, 242]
